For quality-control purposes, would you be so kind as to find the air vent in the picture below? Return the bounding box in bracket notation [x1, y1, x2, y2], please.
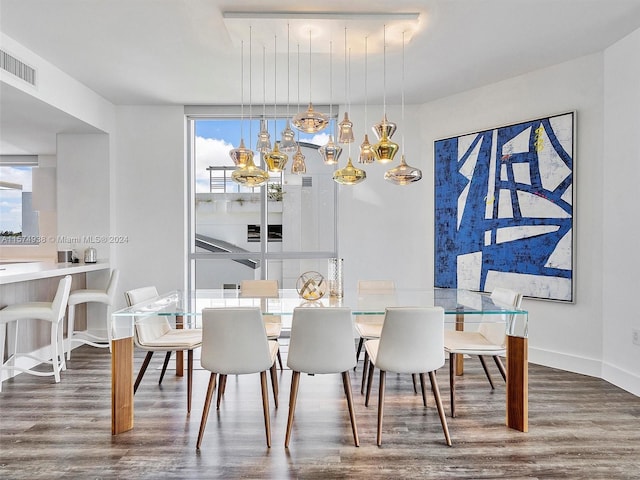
[0, 49, 36, 86]
[302, 176, 313, 187]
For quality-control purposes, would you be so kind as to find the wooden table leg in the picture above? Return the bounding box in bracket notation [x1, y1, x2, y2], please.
[455, 310, 464, 375]
[506, 335, 528, 432]
[175, 315, 184, 377]
[111, 337, 134, 435]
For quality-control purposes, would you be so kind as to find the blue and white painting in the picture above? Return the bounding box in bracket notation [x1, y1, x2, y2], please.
[434, 112, 574, 302]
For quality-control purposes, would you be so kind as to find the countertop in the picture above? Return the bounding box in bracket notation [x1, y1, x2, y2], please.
[0, 261, 110, 285]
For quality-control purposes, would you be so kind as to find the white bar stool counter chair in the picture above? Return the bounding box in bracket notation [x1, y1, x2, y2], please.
[0, 275, 72, 392]
[285, 307, 359, 448]
[66, 269, 119, 360]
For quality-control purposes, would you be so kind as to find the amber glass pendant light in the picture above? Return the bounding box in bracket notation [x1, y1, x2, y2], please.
[338, 28, 354, 144]
[229, 40, 253, 167]
[291, 144, 306, 174]
[333, 157, 366, 185]
[292, 30, 329, 133]
[265, 35, 288, 172]
[359, 36, 376, 164]
[255, 46, 271, 154]
[319, 41, 342, 165]
[280, 23, 297, 153]
[372, 25, 399, 164]
[232, 27, 268, 187]
[385, 31, 422, 185]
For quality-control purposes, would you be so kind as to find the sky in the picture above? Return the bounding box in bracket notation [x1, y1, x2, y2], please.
[0, 166, 31, 233]
[194, 118, 333, 193]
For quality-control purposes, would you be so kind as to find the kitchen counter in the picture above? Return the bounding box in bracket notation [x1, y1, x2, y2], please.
[0, 261, 110, 285]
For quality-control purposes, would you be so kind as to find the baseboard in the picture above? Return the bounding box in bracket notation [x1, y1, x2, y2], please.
[529, 346, 640, 397]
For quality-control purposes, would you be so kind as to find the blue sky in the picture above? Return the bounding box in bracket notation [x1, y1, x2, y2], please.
[0, 166, 31, 233]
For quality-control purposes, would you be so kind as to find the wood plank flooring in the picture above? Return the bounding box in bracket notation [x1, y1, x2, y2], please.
[1, 345, 639, 479]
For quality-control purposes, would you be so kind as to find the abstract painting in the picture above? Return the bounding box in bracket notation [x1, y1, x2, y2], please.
[434, 112, 575, 302]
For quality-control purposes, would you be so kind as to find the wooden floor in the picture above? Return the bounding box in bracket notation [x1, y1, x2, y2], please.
[1, 345, 639, 480]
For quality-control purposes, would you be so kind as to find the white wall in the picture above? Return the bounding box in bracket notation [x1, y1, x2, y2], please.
[602, 28, 640, 395]
[113, 106, 185, 308]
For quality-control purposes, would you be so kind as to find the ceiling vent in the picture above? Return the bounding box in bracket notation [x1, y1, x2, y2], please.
[0, 49, 36, 86]
[302, 177, 313, 187]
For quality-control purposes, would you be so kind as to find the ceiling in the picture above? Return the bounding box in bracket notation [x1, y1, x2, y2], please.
[2, 0, 640, 155]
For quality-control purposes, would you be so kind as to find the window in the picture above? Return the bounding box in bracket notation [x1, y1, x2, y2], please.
[0, 165, 39, 245]
[187, 112, 338, 290]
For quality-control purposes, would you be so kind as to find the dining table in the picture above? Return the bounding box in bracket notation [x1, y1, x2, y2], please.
[110, 288, 529, 435]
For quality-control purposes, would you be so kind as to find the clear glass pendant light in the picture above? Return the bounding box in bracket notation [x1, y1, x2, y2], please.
[233, 27, 268, 187]
[319, 40, 342, 165]
[385, 31, 422, 185]
[280, 23, 297, 153]
[292, 30, 329, 133]
[229, 40, 253, 167]
[265, 35, 288, 172]
[373, 25, 399, 164]
[255, 46, 271, 154]
[359, 36, 376, 164]
[338, 29, 354, 144]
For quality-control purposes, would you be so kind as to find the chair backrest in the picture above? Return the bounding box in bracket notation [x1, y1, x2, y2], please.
[479, 287, 523, 346]
[240, 280, 279, 297]
[52, 275, 73, 324]
[375, 307, 445, 374]
[287, 307, 356, 374]
[201, 307, 273, 375]
[106, 269, 120, 303]
[124, 286, 171, 346]
[357, 280, 396, 294]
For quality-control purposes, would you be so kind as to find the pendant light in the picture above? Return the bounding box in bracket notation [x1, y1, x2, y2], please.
[229, 40, 253, 167]
[333, 157, 366, 185]
[359, 36, 376, 164]
[292, 30, 329, 133]
[372, 25, 399, 164]
[385, 31, 422, 185]
[232, 27, 268, 187]
[280, 23, 297, 153]
[318, 40, 342, 165]
[256, 45, 271, 154]
[338, 28, 354, 144]
[265, 35, 288, 172]
[291, 42, 307, 174]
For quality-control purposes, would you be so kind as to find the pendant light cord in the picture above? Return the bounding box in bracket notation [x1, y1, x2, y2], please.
[308, 30, 312, 105]
[401, 30, 405, 156]
[262, 45, 266, 120]
[329, 40, 333, 133]
[240, 40, 244, 140]
[286, 24, 290, 118]
[249, 26, 252, 143]
[383, 25, 387, 117]
[273, 35, 277, 133]
[364, 36, 368, 128]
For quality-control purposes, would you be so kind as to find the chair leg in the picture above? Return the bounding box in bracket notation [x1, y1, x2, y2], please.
[493, 355, 507, 381]
[412, 373, 418, 394]
[478, 355, 495, 389]
[134, 351, 154, 394]
[50, 322, 61, 382]
[449, 352, 457, 417]
[342, 371, 360, 447]
[285, 370, 301, 448]
[376, 370, 386, 446]
[365, 358, 375, 407]
[429, 370, 452, 446]
[187, 349, 193, 414]
[419, 372, 428, 407]
[159, 351, 172, 385]
[260, 370, 271, 448]
[57, 320, 66, 372]
[66, 304, 75, 360]
[355, 337, 364, 369]
[276, 348, 283, 371]
[196, 372, 217, 449]
[361, 350, 369, 394]
[216, 374, 227, 410]
[270, 361, 279, 408]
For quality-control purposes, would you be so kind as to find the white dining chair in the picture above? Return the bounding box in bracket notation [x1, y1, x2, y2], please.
[444, 287, 523, 417]
[239, 280, 283, 370]
[66, 269, 119, 359]
[124, 286, 202, 413]
[196, 307, 279, 449]
[285, 307, 359, 447]
[0, 275, 72, 392]
[364, 306, 451, 446]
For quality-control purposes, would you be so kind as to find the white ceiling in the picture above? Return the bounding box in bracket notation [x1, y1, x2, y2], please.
[2, 0, 640, 155]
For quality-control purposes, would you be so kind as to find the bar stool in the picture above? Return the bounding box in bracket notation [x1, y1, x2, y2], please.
[66, 269, 119, 360]
[0, 275, 72, 392]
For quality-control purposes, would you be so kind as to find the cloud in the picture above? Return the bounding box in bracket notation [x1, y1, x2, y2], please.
[195, 136, 234, 193]
[0, 166, 32, 191]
